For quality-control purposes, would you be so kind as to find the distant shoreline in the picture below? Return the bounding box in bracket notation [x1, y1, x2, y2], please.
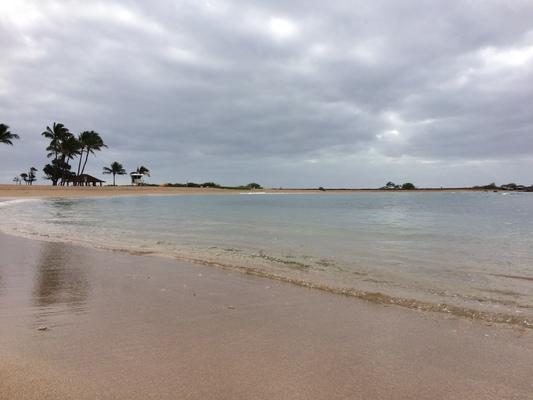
[0, 184, 507, 199]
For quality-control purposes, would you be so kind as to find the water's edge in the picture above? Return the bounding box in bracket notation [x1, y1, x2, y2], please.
[2, 196, 532, 330]
[1, 221, 531, 330]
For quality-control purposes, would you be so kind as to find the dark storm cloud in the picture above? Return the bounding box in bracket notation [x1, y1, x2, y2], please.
[1, 0, 532, 186]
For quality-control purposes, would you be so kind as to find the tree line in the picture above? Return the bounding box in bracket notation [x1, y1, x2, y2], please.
[2, 122, 150, 186]
[40, 122, 106, 185]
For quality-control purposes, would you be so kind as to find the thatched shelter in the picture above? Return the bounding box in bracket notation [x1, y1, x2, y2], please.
[66, 174, 105, 186]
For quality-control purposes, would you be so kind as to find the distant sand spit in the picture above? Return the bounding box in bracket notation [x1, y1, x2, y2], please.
[0, 184, 484, 199]
[0, 184, 251, 198]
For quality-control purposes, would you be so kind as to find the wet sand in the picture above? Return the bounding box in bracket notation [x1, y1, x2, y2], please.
[0, 184, 482, 199]
[1, 232, 532, 399]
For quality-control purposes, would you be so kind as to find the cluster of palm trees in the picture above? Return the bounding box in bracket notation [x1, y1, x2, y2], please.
[3, 121, 151, 187]
[2, 121, 108, 186]
[13, 167, 38, 185]
[42, 122, 107, 186]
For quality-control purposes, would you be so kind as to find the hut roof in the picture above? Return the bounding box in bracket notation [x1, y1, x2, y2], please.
[67, 174, 106, 183]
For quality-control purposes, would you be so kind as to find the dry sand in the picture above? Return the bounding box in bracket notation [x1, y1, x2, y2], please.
[0, 232, 532, 399]
[0, 184, 250, 198]
[0, 184, 482, 199]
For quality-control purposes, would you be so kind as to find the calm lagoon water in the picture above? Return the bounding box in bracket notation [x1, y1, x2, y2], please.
[1, 192, 532, 324]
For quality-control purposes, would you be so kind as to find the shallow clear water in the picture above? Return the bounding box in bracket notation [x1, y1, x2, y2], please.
[1, 192, 533, 324]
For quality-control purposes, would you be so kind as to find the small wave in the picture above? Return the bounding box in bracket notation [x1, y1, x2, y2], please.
[157, 252, 533, 330]
[0, 198, 42, 207]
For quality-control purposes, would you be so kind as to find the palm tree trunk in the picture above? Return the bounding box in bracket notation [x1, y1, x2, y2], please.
[61, 156, 70, 186]
[113, 173, 116, 186]
[81, 151, 90, 176]
[66, 158, 71, 186]
[76, 149, 85, 177]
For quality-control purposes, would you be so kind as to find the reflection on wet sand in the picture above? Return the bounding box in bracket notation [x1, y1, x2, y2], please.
[32, 241, 90, 314]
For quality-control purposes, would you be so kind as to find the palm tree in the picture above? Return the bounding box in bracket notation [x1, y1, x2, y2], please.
[0, 124, 20, 145]
[103, 161, 126, 186]
[20, 173, 28, 185]
[77, 130, 107, 177]
[27, 167, 37, 185]
[136, 166, 150, 177]
[42, 122, 70, 160]
[42, 122, 74, 185]
[59, 135, 81, 185]
[61, 135, 81, 166]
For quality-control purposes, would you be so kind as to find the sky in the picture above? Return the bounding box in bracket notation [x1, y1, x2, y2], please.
[1, 0, 532, 188]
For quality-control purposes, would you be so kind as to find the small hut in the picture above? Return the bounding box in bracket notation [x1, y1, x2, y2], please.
[130, 172, 144, 186]
[66, 174, 105, 187]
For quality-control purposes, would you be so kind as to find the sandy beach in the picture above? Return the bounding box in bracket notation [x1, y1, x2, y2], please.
[0, 184, 485, 199]
[0, 232, 532, 399]
[3, 0, 532, 397]
[0, 184, 252, 198]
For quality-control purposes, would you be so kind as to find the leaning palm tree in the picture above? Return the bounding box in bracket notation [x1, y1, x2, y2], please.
[102, 161, 126, 186]
[0, 124, 20, 145]
[77, 131, 107, 177]
[60, 135, 81, 176]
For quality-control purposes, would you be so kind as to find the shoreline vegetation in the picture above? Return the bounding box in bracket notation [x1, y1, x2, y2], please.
[2, 120, 154, 188]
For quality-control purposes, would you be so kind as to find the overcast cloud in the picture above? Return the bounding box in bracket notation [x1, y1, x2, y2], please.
[1, 0, 533, 187]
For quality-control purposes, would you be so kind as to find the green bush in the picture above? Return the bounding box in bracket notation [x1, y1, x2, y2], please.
[401, 182, 416, 190]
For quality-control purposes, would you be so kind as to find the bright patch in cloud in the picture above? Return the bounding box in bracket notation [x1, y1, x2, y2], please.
[376, 130, 400, 140]
[480, 45, 533, 68]
[0, 1, 44, 30]
[268, 17, 298, 40]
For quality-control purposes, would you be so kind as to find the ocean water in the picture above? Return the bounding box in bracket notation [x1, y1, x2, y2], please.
[1, 192, 532, 326]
